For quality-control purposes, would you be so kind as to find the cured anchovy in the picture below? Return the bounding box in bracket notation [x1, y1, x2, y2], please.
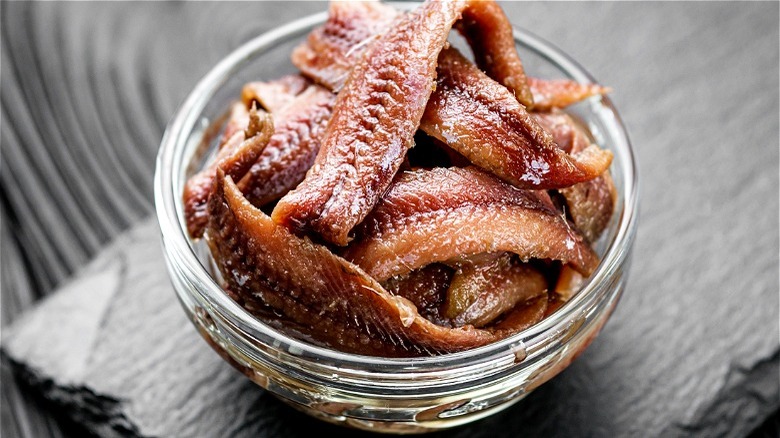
[528, 77, 610, 112]
[455, 0, 533, 107]
[535, 110, 616, 242]
[444, 253, 548, 328]
[186, 81, 332, 236]
[382, 263, 453, 327]
[274, 0, 469, 245]
[543, 296, 565, 319]
[561, 168, 616, 243]
[291, 0, 399, 91]
[242, 75, 311, 114]
[554, 265, 585, 302]
[185, 101, 249, 196]
[237, 84, 335, 208]
[183, 107, 273, 238]
[532, 110, 591, 154]
[422, 48, 612, 189]
[207, 169, 534, 356]
[344, 167, 599, 282]
[494, 293, 548, 331]
[220, 102, 250, 146]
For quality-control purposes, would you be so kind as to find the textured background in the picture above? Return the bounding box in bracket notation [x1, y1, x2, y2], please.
[1, 1, 778, 437]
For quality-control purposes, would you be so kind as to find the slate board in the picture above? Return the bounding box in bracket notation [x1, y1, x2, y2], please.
[1, 1, 778, 437]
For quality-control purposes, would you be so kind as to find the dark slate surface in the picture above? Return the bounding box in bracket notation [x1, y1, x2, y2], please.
[1, 1, 778, 437]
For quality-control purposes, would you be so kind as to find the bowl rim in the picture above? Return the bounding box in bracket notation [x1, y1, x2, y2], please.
[154, 5, 639, 370]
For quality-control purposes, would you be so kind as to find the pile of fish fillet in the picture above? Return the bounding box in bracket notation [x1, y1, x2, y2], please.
[182, 0, 616, 357]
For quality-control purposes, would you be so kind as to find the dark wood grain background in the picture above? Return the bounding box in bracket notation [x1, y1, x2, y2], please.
[2, 2, 778, 437]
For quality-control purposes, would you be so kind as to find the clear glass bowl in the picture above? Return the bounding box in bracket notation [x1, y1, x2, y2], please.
[154, 7, 638, 434]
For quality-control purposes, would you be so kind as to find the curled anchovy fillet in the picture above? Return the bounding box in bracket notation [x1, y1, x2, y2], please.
[455, 0, 534, 107]
[183, 107, 273, 238]
[207, 169, 537, 357]
[242, 75, 311, 114]
[535, 110, 617, 242]
[291, 0, 399, 91]
[528, 77, 611, 112]
[344, 167, 599, 282]
[445, 253, 548, 328]
[422, 48, 613, 189]
[274, 0, 469, 245]
[186, 102, 249, 193]
[186, 81, 331, 236]
[220, 102, 250, 147]
[237, 84, 335, 208]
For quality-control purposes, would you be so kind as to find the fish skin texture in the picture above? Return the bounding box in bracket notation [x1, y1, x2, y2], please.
[344, 167, 599, 282]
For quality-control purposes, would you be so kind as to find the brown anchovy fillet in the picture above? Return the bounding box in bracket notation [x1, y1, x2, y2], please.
[543, 296, 565, 319]
[183, 107, 273, 238]
[561, 168, 616, 242]
[528, 77, 610, 112]
[274, 0, 468, 245]
[532, 110, 591, 154]
[495, 293, 548, 331]
[445, 253, 548, 328]
[242, 75, 311, 114]
[554, 265, 585, 302]
[237, 85, 335, 208]
[421, 48, 613, 189]
[291, 0, 399, 91]
[220, 102, 250, 146]
[185, 101, 249, 190]
[344, 167, 599, 282]
[535, 110, 617, 242]
[455, 0, 534, 107]
[207, 169, 532, 357]
[382, 263, 453, 327]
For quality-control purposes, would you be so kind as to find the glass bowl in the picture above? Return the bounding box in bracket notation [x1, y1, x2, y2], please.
[154, 6, 638, 434]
